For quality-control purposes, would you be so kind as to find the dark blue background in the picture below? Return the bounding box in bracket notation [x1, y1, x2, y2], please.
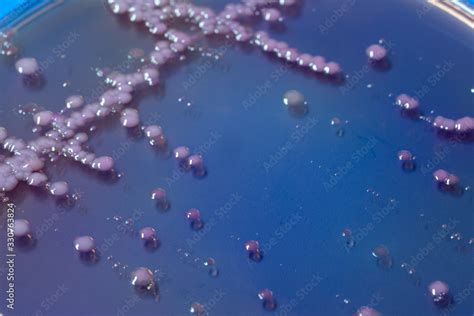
[0, 0, 473, 315]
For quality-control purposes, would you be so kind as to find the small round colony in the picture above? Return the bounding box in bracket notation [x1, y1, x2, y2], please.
[185, 208, 203, 230]
[48, 181, 69, 197]
[397, 150, 413, 161]
[342, 228, 355, 248]
[297, 54, 312, 67]
[396, 94, 419, 111]
[139, 227, 159, 249]
[355, 306, 382, 316]
[66, 95, 85, 109]
[262, 8, 282, 22]
[433, 116, 456, 132]
[454, 116, 474, 133]
[14, 219, 32, 239]
[140, 227, 156, 241]
[428, 280, 450, 306]
[189, 302, 205, 315]
[324, 62, 342, 76]
[91, 156, 114, 172]
[144, 125, 166, 146]
[188, 154, 206, 177]
[433, 169, 449, 183]
[397, 150, 415, 171]
[366, 44, 387, 62]
[173, 146, 190, 162]
[433, 169, 460, 190]
[33, 111, 54, 127]
[258, 288, 276, 311]
[283, 90, 305, 108]
[15, 57, 39, 75]
[244, 240, 262, 262]
[74, 236, 96, 254]
[27, 172, 48, 187]
[444, 173, 460, 187]
[0, 164, 19, 192]
[151, 187, 169, 210]
[282, 89, 308, 116]
[120, 108, 140, 128]
[143, 67, 159, 86]
[371, 245, 392, 268]
[130, 267, 155, 291]
[310, 56, 326, 72]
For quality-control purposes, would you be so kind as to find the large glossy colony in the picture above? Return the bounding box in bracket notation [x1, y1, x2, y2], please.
[2, 0, 472, 314]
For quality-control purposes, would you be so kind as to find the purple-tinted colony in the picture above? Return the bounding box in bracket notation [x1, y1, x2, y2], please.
[283, 90, 305, 108]
[14, 219, 31, 238]
[0, 164, 18, 192]
[366, 44, 387, 61]
[372, 245, 392, 268]
[91, 156, 114, 172]
[151, 187, 169, 210]
[372, 245, 389, 258]
[186, 208, 201, 221]
[397, 150, 413, 161]
[143, 68, 159, 86]
[355, 306, 382, 316]
[15, 57, 39, 75]
[342, 228, 355, 248]
[74, 236, 96, 253]
[66, 95, 85, 109]
[187, 154, 206, 176]
[397, 149, 415, 171]
[74, 133, 88, 143]
[324, 62, 341, 76]
[244, 239, 262, 261]
[173, 146, 191, 161]
[139, 227, 157, 241]
[27, 172, 48, 186]
[120, 108, 140, 128]
[47, 181, 69, 197]
[151, 187, 166, 201]
[445, 173, 459, 186]
[144, 125, 165, 146]
[0, 30, 18, 56]
[187, 154, 204, 169]
[396, 94, 419, 111]
[432, 169, 460, 187]
[257, 288, 273, 301]
[139, 226, 159, 249]
[186, 208, 203, 230]
[244, 240, 260, 253]
[310, 56, 326, 72]
[428, 280, 450, 305]
[189, 302, 205, 314]
[33, 111, 54, 126]
[258, 288, 276, 311]
[433, 169, 449, 183]
[262, 8, 282, 22]
[341, 228, 352, 237]
[130, 267, 155, 290]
